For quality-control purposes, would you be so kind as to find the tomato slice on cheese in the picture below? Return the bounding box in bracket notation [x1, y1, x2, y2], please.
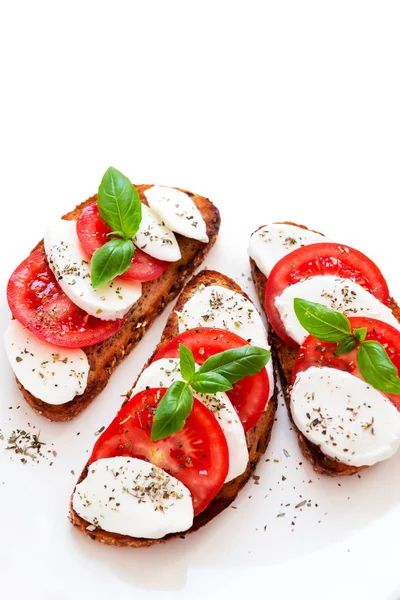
[89, 387, 229, 516]
[265, 242, 391, 347]
[7, 247, 124, 347]
[76, 202, 168, 282]
[154, 327, 270, 432]
[293, 316, 400, 410]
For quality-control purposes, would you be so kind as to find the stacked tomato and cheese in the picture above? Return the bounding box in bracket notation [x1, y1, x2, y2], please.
[72, 284, 274, 539]
[249, 223, 400, 467]
[4, 186, 208, 406]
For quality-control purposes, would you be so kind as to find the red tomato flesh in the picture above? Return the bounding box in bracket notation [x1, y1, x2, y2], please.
[89, 388, 229, 516]
[154, 327, 270, 432]
[7, 247, 124, 347]
[76, 202, 168, 282]
[265, 242, 391, 347]
[293, 316, 400, 410]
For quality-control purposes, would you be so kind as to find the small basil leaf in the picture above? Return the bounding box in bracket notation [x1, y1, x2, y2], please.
[357, 341, 400, 394]
[335, 336, 357, 356]
[191, 372, 233, 393]
[179, 344, 195, 382]
[98, 167, 142, 238]
[196, 346, 270, 384]
[91, 238, 134, 288]
[293, 298, 352, 342]
[151, 381, 193, 441]
[106, 230, 126, 238]
[353, 327, 367, 342]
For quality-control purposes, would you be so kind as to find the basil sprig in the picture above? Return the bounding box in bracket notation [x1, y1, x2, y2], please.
[91, 167, 142, 288]
[294, 298, 400, 394]
[151, 343, 271, 441]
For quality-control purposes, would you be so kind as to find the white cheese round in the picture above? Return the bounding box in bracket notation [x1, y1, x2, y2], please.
[73, 457, 193, 539]
[4, 319, 89, 404]
[44, 220, 142, 321]
[275, 275, 400, 345]
[144, 185, 209, 243]
[134, 358, 249, 482]
[248, 223, 326, 277]
[291, 366, 400, 466]
[133, 204, 181, 262]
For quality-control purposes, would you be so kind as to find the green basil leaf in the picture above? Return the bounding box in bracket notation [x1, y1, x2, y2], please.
[191, 372, 233, 393]
[179, 344, 195, 382]
[91, 238, 134, 288]
[357, 341, 400, 394]
[293, 298, 352, 342]
[151, 381, 193, 441]
[335, 336, 357, 356]
[196, 346, 270, 384]
[353, 327, 367, 342]
[98, 167, 142, 238]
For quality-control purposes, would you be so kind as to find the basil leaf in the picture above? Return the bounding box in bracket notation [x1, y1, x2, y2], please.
[293, 298, 352, 342]
[151, 381, 193, 441]
[98, 167, 142, 238]
[179, 344, 195, 382]
[91, 238, 134, 288]
[357, 341, 400, 394]
[335, 336, 357, 356]
[191, 372, 233, 393]
[354, 327, 367, 342]
[196, 346, 270, 384]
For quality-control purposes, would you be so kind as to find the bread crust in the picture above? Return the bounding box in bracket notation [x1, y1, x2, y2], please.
[249, 222, 400, 476]
[69, 269, 278, 547]
[14, 185, 220, 421]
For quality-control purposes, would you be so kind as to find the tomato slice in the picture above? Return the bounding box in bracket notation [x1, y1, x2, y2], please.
[76, 202, 168, 282]
[7, 247, 124, 348]
[265, 242, 391, 347]
[293, 316, 400, 410]
[154, 327, 270, 432]
[89, 387, 229, 516]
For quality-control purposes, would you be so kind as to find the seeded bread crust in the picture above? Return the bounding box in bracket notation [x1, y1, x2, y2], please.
[15, 186, 220, 421]
[69, 270, 279, 547]
[250, 222, 400, 476]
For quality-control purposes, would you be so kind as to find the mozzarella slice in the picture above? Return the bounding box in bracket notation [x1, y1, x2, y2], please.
[44, 220, 142, 321]
[177, 284, 274, 400]
[4, 319, 89, 404]
[134, 358, 249, 482]
[144, 186, 209, 243]
[73, 457, 193, 539]
[291, 366, 400, 466]
[275, 275, 400, 345]
[133, 204, 181, 262]
[248, 223, 327, 277]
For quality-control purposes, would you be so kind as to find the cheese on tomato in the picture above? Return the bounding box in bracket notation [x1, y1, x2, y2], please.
[248, 223, 327, 277]
[291, 366, 400, 466]
[4, 319, 89, 404]
[73, 457, 193, 538]
[134, 358, 249, 482]
[133, 204, 181, 262]
[44, 220, 142, 321]
[275, 275, 400, 345]
[144, 186, 209, 243]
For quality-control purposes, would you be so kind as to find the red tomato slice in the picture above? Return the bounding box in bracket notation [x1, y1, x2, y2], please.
[293, 316, 400, 410]
[89, 387, 229, 516]
[154, 327, 270, 432]
[265, 242, 390, 347]
[76, 202, 168, 282]
[7, 247, 124, 348]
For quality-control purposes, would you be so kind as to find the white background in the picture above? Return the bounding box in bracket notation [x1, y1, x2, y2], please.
[1, 2, 400, 599]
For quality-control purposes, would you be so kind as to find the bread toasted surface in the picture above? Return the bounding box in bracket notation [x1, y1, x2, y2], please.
[69, 269, 278, 547]
[16, 186, 220, 421]
[250, 222, 400, 476]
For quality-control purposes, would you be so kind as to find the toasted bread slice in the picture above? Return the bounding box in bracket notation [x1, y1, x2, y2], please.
[15, 186, 220, 421]
[69, 269, 278, 547]
[250, 222, 400, 476]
